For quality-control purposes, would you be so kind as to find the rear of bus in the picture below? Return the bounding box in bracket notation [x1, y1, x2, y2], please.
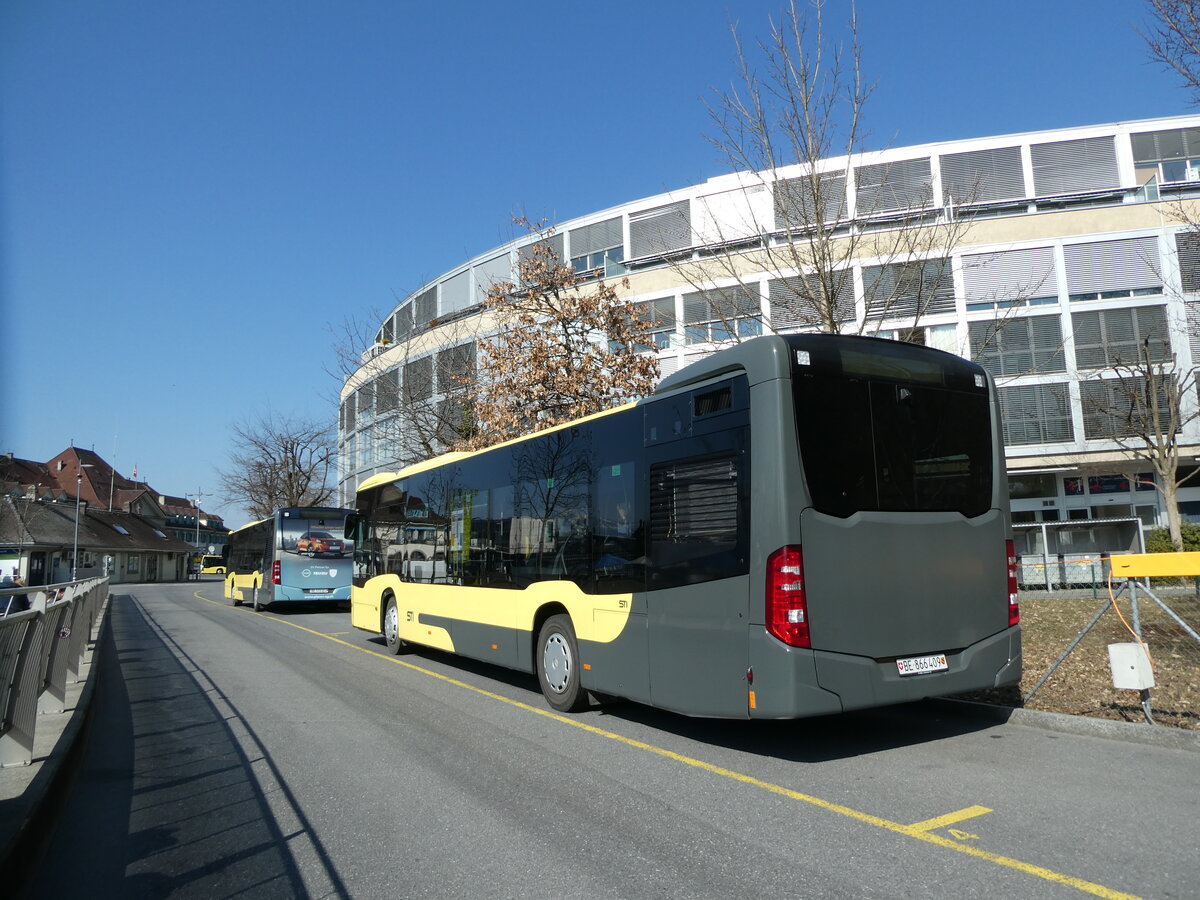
[748, 335, 1021, 717]
[275, 507, 356, 605]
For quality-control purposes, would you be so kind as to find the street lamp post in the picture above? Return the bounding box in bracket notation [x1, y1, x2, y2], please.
[188, 489, 205, 579]
[72, 464, 95, 582]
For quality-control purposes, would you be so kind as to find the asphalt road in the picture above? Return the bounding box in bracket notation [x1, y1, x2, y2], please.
[20, 582, 1197, 899]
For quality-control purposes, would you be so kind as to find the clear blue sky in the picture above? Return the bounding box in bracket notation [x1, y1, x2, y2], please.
[1, 0, 1191, 528]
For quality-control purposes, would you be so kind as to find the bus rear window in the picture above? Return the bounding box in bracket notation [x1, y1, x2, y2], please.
[794, 373, 993, 518]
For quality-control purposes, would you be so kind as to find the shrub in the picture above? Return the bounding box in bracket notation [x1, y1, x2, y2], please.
[1144, 523, 1200, 553]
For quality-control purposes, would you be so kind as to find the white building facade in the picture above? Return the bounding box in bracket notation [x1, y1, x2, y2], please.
[340, 115, 1200, 536]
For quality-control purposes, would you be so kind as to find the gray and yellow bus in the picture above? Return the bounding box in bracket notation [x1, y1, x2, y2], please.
[346, 334, 1021, 718]
[224, 507, 355, 611]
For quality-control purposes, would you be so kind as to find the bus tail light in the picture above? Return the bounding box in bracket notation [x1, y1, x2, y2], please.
[273, 560, 282, 586]
[767, 546, 810, 648]
[1006, 539, 1020, 626]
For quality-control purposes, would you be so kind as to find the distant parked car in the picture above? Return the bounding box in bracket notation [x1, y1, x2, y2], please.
[296, 531, 345, 557]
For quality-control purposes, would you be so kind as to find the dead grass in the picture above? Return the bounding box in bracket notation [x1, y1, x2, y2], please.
[963, 589, 1200, 730]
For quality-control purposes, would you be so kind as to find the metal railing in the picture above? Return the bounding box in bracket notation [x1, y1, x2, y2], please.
[0, 577, 109, 768]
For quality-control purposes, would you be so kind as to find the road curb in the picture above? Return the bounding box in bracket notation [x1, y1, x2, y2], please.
[927, 698, 1200, 752]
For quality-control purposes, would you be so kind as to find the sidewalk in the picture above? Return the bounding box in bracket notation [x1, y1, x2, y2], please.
[0, 596, 110, 887]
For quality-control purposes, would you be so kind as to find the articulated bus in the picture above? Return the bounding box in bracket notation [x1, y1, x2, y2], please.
[346, 334, 1021, 718]
[224, 507, 355, 611]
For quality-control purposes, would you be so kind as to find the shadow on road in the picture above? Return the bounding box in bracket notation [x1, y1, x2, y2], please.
[365, 638, 1002, 764]
[21, 595, 350, 899]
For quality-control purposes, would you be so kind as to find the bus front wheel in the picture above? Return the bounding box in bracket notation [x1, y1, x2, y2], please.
[383, 595, 407, 655]
[537, 615, 588, 713]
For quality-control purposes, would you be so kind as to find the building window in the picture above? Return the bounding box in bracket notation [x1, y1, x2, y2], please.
[997, 383, 1074, 445]
[629, 200, 691, 258]
[1008, 473, 1058, 499]
[1131, 126, 1200, 183]
[403, 356, 434, 404]
[376, 369, 400, 414]
[436, 342, 476, 395]
[940, 146, 1025, 205]
[569, 216, 623, 275]
[1064, 236, 1161, 302]
[768, 274, 855, 329]
[962, 246, 1057, 311]
[632, 298, 677, 350]
[1072, 305, 1170, 369]
[1080, 376, 1176, 440]
[774, 172, 847, 229]
[854, 157, 932, 214]
[683, 286, 762, 344]
[1029, 136, 1119, 196]
[969, 314, 1066, 377]
[863, 258, 955, 321]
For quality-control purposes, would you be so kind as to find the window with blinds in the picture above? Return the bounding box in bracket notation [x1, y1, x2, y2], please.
[356, 382, 375, 416]
[1081, 376, 1176, 440]
[403, 356, 433, 403]
[863, 258, 955, 320]
[472, 254, 512, 307]
[630, 200, 691, 257]
[962, 246, 1057, 310]
[568, 216, 623, 273]
[682, 285, 762, 343]
[1131, 126, 1200, 183]
[439, 271, 468, 316]
[768, 274, 855, 329]
[940, 146, 1025, 205]
[1071, 305, 1171, 369]
[1064, 236, 1162, 301]
[632, 298, 677, 350]
[854, 157, 932, 214]
[376, 369, 400, 413]
[414, 286, 438, 326]
[968, 314, 1066, 376]
[518, 233, 565, 265]
[1030, 136, 1119, 196]
[773, 172, 847, 228]
[1175, 231, 1200, 292]
[998, 383, 1074, 445]
[395, 303, 415, 340]
[436, 342, 476, 394]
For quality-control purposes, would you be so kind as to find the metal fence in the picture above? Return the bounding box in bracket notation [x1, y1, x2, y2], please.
[0, 577, 109, 767]
[1017, 565, 1200, 730]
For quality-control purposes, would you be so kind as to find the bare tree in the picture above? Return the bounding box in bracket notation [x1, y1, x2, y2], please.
[1079, 332, 1200, 551]
[219, 412, 337, 519]
[655, 0, 974, 343]
[466, 220, 659, 449]
[1141, 0, 1200, 99]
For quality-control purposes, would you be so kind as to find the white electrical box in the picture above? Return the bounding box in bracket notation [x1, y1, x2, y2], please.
[1107, 642, 1155, 690]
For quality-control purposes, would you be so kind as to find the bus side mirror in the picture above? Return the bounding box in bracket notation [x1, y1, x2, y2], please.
[344, 514, 361, 541]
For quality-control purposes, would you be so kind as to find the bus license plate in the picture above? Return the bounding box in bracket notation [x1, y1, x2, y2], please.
[896, 653, 948, 676]
[305, 588, 334, 594]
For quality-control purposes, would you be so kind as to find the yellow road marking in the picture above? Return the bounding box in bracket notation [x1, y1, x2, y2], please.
[192, 590, 1141, 900]
[905, 805, 992, 834]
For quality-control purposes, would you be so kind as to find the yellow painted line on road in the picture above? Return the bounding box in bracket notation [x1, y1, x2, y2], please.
[905, 805, 992, 834]
[193, 590, 1140, 900]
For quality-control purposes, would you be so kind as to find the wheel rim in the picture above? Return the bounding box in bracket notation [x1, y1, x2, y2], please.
[542, 632, 571, 694]
[385, 602, 399, 644]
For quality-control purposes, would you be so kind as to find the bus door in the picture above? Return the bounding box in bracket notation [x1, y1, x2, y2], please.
[643, 386, 751, 717]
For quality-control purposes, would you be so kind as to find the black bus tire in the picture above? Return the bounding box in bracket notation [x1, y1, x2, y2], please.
[252, 587, 264, 612]
[231, 587, 241, 607]
[383, 595, 407, 655]
[537, 614, 588, 713]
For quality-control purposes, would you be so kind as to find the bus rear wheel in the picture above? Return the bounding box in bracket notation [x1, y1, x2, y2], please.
[537, 615, 587, 713]
[383, 595, 407, 655]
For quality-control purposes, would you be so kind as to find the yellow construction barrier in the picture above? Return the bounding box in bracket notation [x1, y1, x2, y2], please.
[1108, 551, 1200, 578]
